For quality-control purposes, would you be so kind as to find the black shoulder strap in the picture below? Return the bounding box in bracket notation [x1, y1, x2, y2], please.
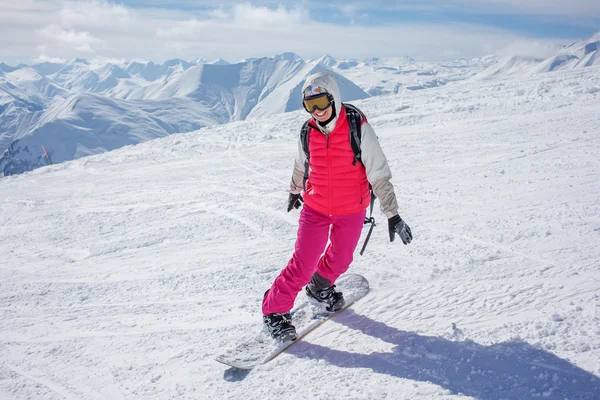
[300, 120, 311, 191]
[300, 119, 310, 156]
[344, 104, 378, 256]
[343, 103, 365, 166]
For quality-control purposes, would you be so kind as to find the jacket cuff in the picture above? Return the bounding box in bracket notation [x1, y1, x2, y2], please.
[289, 179, 303, 194]
[384, 211, 398, 219]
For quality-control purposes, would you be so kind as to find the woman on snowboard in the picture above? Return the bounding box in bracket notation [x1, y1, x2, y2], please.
[262, 72, 412, 340]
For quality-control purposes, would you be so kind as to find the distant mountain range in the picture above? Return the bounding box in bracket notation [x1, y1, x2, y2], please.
[1, 30, 598, 176]
[477, 31, 600, 79]
[0, 51, 494, 176]
[314, 55, 498, 95]
[0, 53, 368, 175]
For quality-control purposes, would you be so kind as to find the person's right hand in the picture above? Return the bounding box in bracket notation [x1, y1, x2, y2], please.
[287, 193, 303, 212]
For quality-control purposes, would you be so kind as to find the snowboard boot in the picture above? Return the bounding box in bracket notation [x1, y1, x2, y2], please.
[263, 312, 297, 341]
[305, 284, 345, 312]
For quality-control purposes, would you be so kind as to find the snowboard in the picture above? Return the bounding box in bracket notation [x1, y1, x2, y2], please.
[215, 273, 369, 370]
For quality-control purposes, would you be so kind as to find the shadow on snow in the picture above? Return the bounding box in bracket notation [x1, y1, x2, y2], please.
[223, 367, 251, 382]
[287, 310, 599, 400]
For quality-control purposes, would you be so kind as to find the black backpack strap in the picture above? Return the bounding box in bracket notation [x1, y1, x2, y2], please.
[300, 120, 311, 192]
[343, 103, 364, 166]
[343, 104, 378, 256]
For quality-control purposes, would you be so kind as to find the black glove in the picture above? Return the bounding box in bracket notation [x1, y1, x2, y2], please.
[287, 193, 303, 212]
[388, 215, 412, 244]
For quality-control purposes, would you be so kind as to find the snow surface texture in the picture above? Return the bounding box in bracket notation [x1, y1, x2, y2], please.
[1, 65, 599, 399]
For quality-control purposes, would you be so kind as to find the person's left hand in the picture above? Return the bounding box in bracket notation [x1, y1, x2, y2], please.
[388, 215, 412, 244]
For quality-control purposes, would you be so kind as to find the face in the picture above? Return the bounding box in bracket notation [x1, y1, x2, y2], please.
[311, 105, 333, 122]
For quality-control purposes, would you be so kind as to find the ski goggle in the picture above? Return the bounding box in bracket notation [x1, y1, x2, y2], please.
[303, 93, 334, 113]
[303, 85, 328, 97]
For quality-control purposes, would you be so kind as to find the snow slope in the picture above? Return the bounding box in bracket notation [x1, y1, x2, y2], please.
[1, 65, 599, 399]
[475, 56, 545, 79]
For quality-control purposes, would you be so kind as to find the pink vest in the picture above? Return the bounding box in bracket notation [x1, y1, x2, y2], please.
[303, 107, 371, 216]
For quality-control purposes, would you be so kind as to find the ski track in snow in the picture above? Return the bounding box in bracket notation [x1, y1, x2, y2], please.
[1, 67, 600, 399]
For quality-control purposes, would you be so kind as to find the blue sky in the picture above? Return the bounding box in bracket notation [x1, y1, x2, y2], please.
[0, 0, 598, 65]
[118, 0, 599, 38]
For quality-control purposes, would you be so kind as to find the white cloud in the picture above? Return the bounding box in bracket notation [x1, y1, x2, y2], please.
[458, 0, 600, 17]
[157, 4, 307, 40]
[341, 4, 358, 15]
[230, 3, 306, 28]
[37, 24, 104, 54]
[89, 56, 128, 67]
[0, 0, 58, 12]
[340, 4, 360, 24]
[328, 0, 600, 18]
[35, 54, 67, 64]
[208, 8, 229, 20]
[59, 0, 131, 29]
[0, 0, 590, 65]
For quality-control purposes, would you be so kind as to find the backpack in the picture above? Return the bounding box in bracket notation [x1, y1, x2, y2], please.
[299, 103, 376, 255]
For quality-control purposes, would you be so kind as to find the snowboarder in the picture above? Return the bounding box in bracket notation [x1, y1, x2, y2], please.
[262, 72, 412, 340]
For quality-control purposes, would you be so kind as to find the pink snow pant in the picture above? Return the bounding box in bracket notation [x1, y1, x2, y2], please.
[262, 205, 366, 315]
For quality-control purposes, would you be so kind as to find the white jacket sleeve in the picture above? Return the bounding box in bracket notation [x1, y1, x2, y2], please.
[290, 137, 306, 194]
[360, 122, 399, 218]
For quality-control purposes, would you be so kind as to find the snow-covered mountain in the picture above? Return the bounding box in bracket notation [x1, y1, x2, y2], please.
[108, 55, 365, 116]
[313, 55, 497, 95]
[0, 62, 19, 74]
[1, 67, 68, 105]
[31, 61, 65, 77]
[1, 64, 599, 399]
[124, 59, 193, 82]
[0, 67, 69, 154]
[0, 93, 226, 176]
[475, 56, 545, 79]
[2, 30, 598, 176]
[559, 31, 600, 66]
[49, 61, 132, 93]
[0, 54, 368, 176]
[477, 31, 600, 79]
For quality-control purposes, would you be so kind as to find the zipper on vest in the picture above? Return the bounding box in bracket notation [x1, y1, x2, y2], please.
[325, 133, 329, 149]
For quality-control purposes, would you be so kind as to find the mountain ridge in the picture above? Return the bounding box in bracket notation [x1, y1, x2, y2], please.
[0, 54, 370, 175]
[476, 30, 600, 79]
[3, 30, 598, 176]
